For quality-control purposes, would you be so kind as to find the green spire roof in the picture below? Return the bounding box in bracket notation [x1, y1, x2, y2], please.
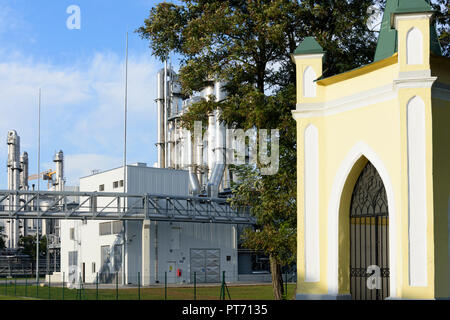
[374, 0, 442, 62]
[294, 37, 325, 55]
[395, 0, 433, 14]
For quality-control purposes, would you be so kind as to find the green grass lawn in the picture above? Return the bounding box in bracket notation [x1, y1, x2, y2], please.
[0, 282, 296, 300]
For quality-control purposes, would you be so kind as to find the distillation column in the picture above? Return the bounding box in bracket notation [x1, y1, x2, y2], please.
[20, 152, 29, 237]
[7, 130, 21, 249]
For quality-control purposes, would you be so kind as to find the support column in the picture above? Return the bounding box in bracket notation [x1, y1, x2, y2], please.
[142, 220, 151, 286]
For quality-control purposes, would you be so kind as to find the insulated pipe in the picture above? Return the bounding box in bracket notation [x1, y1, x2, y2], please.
[187, 130, 201, 195]
[20, 152, 29, 237]
[207, 111, 215, 180]
[207, 82, 228, 197]
[7, 130, 21, 248]
[54, 150, 64, 191]
[157, 69, 166, 168]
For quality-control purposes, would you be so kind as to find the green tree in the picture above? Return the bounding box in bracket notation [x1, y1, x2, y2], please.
[137, 0, 379, 300]
[137, 0, 447, 299]
[18, 235, 47, 259]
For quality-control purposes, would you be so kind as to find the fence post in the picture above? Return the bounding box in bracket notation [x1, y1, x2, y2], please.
[48, 274, 51, 300]
[164, 271, 167, 301]
[25, 277, 28, 297]
[36, 275, 39, 298]
[96, 273, 99, 301]
[138, 272, 141, 301]
[194, 272, 196, 301]
[14, 277, 16, 296]
[115, 272, 118, 301]
[62, 272, 65, 301]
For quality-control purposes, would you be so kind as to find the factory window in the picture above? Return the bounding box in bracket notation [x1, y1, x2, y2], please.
[113, 181, 119, 189]
[92, 262, 96, 273]
[70, 228, 75, 240]
[112, 221, 123, 234]
[68, 251, 78, 267]
[99, 184, 105, 191]
[99, 222, 112, 236]
[119, 180, 124, 187]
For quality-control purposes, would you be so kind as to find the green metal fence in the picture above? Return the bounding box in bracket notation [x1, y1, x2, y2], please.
[0, 271, 297, 300]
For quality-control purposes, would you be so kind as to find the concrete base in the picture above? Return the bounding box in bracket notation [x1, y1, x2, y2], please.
[45, 272, 62, 283]
[296, 293, 352, 300]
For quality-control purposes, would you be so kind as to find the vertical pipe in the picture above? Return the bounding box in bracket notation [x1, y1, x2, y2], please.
[48, 274, 51, 300]
[164, 60, 168, 168]
[123, 31, 128, 287]
[36, 88, 41, 284]
[157, 70, 166, 168]
[62, 272, 65, 301]
[14, 277, 16, 296]
[96, 272, 98, 301]
[25, 276, 28, 297]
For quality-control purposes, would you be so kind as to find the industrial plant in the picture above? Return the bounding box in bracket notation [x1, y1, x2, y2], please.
[0, 64, 268, 287]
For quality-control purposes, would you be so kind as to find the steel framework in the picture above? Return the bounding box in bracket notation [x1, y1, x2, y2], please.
[0, 190, 254, 225]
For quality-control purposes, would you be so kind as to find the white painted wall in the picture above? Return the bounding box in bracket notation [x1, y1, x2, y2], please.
[304, 124, 320, 282]
[60, 164, 238, 285]
[407, 96, 428, 287]
[407, 27, 423, 65]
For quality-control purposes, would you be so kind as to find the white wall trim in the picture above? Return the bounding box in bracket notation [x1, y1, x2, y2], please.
[407, 96, 428, 287]
[327, 141, 398, 298]
[393, 13, 433, 30]
[304, 124, 320, 282]
[406, 27, 423, 65]
[291, 74, 438, 120]
[293, 53, 325, 61]
[292, 83, 396, 119]
[303, 66, 317, 98]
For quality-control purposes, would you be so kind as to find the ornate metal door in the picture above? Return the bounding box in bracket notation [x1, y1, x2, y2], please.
[350, 162, 389, 300]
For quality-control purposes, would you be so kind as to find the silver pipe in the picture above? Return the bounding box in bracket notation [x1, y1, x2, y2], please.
[37, 88, 41, 282]
[157, 69, 166, 168]
[53, 150, 64, 191]
[207, 82, 228, 197]
[20, 152, 29, 237]
[164, 61, 168, 168]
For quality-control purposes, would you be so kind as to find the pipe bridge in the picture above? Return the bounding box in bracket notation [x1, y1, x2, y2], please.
[0, 190, 255, 225]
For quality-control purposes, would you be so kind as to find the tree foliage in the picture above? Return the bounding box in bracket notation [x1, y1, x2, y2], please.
[18, 235, 47, 259]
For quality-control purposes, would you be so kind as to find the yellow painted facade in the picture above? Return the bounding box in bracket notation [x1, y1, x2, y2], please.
[292, 11, 450, 299]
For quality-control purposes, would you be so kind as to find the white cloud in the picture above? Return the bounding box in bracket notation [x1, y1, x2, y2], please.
[0, 50, 160, 189]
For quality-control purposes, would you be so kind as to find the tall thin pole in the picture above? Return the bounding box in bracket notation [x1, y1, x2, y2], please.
[36, 88, 41, 283]
[123, 31, 128, 286]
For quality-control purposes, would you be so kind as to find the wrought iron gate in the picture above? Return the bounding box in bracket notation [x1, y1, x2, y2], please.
[350, 162, 390, 300]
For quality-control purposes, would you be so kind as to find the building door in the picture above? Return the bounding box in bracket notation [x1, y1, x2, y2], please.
[350, 162, 390, 300]
[190, 249, 220, 283]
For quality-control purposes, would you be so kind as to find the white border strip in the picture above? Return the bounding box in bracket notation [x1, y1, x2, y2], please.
[327, 142, 398, 298]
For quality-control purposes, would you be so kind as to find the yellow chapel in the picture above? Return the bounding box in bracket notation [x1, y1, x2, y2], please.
[292, 0, 450, 300]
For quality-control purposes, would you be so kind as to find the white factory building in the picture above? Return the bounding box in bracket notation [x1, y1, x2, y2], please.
[60, 163, 238, 286]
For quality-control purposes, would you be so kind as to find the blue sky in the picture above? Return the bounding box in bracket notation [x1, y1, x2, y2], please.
[0, 0, 180, 188]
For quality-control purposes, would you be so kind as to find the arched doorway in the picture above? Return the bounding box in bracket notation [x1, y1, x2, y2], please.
[350, 161, 390, 300]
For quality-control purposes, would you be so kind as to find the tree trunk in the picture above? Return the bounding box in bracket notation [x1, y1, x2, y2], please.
[269, 255, 284, 300]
